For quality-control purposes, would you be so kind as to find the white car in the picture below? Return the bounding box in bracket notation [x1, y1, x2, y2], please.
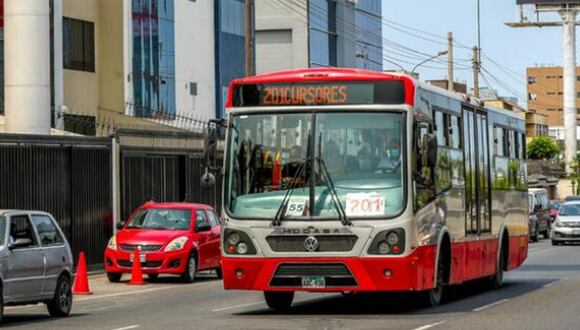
[552, 201, 580, 245]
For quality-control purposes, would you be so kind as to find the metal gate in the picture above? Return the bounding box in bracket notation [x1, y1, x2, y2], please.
[120, 148, 222, 221]
[0, 134, 112, 267]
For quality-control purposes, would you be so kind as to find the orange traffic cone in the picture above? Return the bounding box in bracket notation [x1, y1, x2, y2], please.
[73, 252, 92, 295]
[128, 249, 145, 285]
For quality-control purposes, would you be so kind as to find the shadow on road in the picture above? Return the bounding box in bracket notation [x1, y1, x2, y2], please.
[237, 278, 554, 316]
[1, 313, 87, 327]
[116, 271, 220, 285]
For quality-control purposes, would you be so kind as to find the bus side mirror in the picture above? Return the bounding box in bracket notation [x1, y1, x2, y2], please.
[202, 119, 225, 188]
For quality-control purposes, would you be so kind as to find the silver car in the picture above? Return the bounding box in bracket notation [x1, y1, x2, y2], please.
[0, 210, 74, 322]
[552, 201, 580, 245]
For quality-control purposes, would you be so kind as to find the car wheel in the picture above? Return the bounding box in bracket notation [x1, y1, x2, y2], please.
[0, 284, 4, 324]
[181, 253, 197, 283]
[552, 240, 560, 246]
[532, 226, 539, 242]
[107, 272, 122, 283]
[147, 274, 159, 281]
[47, 275, 73, 317]
[215, 267, 223, 279]
[264, 291, 294, 311]
[543, 225, 550, 239]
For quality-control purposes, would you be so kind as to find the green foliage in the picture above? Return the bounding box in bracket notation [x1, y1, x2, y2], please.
[527, 136, 560, 160]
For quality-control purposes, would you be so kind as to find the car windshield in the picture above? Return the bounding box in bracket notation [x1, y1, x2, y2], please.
[225, 111, 406, 220]
[558, 204, 580, 216]
[127, 209, 192, 230]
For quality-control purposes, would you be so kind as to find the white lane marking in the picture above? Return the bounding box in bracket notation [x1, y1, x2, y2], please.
[544, 277, 569, 288]
[211, 301, 264, 312]
[75, 285, 183, 302]
[111, 325, 140, 330]
[412, 320, 447, 330]
[472, 298, 510, 312]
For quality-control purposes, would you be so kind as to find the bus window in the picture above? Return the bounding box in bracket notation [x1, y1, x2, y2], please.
[413, 122, 436, 210]
[494, 127, 504, 156]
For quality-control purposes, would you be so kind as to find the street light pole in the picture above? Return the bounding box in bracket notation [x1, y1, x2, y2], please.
[411, 50, 449, 75]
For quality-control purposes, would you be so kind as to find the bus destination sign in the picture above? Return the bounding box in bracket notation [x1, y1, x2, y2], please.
[232, 81, 406, 107]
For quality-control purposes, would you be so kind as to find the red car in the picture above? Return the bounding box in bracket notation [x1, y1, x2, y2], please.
[104, 202, 221, 283]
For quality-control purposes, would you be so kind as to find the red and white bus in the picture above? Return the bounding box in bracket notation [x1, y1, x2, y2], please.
[214, 68, 528, 309]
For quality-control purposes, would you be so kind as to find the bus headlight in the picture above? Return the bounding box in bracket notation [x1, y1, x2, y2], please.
[386, 231, 400, 245]
[368, 228, 405, 255]
[223, 229, 257, 255]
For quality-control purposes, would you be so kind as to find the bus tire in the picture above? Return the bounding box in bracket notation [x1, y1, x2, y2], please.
[422, 249, 446, 307]
[489, 244, 505, 289]
[264, 291, 294, 311]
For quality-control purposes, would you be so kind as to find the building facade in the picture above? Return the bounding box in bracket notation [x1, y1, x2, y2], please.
[255, 0, 382, 74]
[0, 0, 249, 134]
[527, 66, 580, 127]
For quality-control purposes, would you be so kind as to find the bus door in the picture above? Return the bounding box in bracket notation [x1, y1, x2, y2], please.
[462, 107, 492, 276]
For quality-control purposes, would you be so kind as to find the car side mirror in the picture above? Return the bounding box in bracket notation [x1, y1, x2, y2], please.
[9, 238, 33, 250]
[116, 222, 125, 230]
[196, 223, 212, 233]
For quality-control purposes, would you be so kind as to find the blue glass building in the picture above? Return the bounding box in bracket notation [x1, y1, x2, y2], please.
[131, 0, 176, 118]
[214, 0, 250, 119]
[307, 0, 382, 71]
[354, 1, 382, 71]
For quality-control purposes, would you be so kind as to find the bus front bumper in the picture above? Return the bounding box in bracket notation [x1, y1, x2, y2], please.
[221, 245, 437, 292]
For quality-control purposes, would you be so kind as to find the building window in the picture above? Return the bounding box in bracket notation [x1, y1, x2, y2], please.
[220, 0, 245, 37]
[528, 76, 536, 84]
[528, 93, 537, 101]
[309, 0, 337, 67]
[63, 18, 95, 72]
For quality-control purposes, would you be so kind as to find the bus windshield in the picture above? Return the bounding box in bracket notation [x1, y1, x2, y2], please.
[225, 111, 406, 220]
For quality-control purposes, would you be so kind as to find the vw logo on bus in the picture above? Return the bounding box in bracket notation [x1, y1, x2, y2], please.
[303, 236, 319, 252]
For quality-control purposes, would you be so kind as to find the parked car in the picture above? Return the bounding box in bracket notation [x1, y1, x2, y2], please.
[552, 201, 580, 245]
[564, 195, 580, 202]
[0, 210, 74, 322]
[549, 200, 561, 222]
[105, 202, 221, 283]
[529, 188, 551, 241]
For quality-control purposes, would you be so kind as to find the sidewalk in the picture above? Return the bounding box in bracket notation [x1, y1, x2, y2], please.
[77, 271, 219, 298]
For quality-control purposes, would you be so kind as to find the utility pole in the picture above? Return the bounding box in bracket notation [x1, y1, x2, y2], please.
[473, 47, 480, 98]
[448, 31, 454, 92]
[245, 0, 254, 76]
[507, 3, 579, 173]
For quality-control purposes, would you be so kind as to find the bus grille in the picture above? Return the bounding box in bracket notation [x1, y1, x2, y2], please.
[265, 235, 357, 252]
[269, 263, 357, 287]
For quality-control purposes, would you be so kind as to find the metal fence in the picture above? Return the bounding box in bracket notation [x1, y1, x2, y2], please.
[0, 134, 112, 267]
[0, 131, 222, 268]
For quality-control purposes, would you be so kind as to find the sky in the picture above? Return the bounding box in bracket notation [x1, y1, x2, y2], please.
[382, 0, 567, 105]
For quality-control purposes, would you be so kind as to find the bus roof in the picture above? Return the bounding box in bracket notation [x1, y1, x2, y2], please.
[227, 68, 525, 123]
[226, 67, 416, 108]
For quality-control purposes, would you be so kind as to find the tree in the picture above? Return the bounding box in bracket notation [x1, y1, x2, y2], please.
[526, 136, 560, 160]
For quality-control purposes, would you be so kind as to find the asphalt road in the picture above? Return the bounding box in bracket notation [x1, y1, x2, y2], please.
[3, 239, 580, 330]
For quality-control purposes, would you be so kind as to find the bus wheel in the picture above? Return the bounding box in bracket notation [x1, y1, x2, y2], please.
[423, 253, 445, 307]
[264, 291, 294, 311]
[489, 245, 505, 289]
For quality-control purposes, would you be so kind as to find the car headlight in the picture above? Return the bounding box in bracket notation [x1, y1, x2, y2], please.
[165, 237, 189, 252]
[107, 235, 117, 251]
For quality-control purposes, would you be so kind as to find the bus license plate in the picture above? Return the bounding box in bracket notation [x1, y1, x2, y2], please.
[130, 254, 146, 263]
[302, 276, 325, 288]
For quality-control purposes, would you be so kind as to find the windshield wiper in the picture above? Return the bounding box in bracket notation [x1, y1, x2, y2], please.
[272, 157, 309, 227]
[316, 157, 351, 226]
[272, 130, 313, 227]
